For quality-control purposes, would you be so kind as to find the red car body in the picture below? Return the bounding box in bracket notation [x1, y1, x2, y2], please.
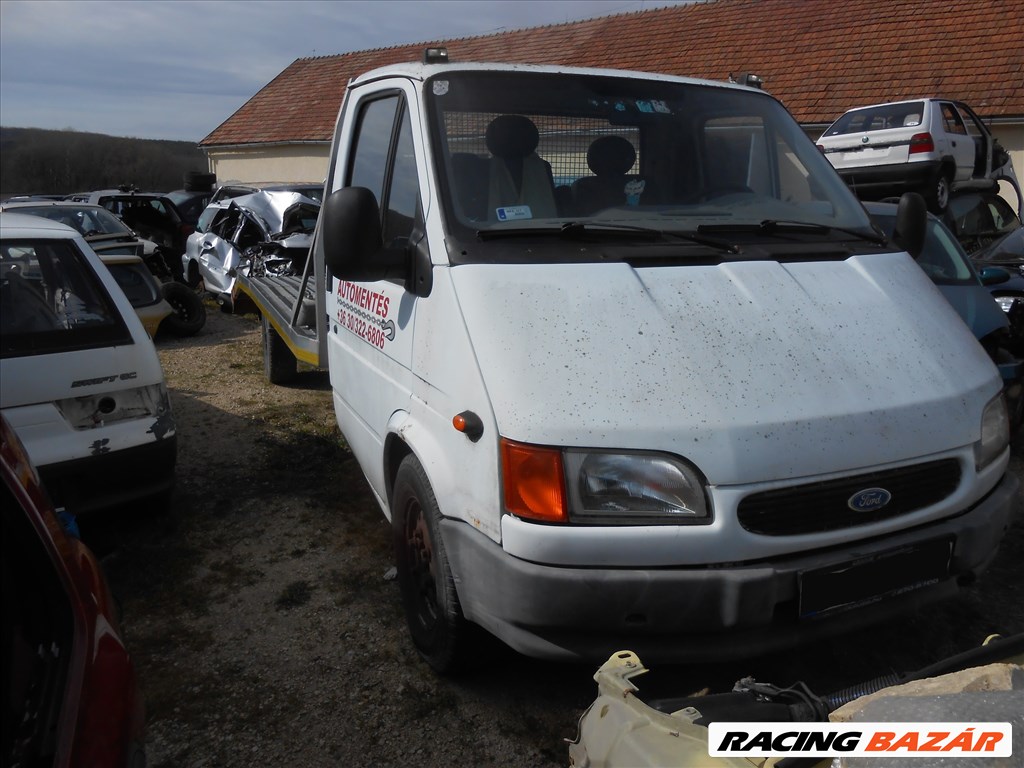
[1, 415, 145, 767]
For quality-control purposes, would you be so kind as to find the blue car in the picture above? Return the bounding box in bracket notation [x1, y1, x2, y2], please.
[972, 227, 1024, 310]
[866, 202, 1022, 428]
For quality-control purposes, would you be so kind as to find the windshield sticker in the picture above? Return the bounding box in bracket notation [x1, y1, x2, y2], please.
[625, 179, 646, 205]
[432, 81, 449, 96]
[336, 280, 396, 349]
[651, 100, 672, 114]
[496, 205, 533, 221]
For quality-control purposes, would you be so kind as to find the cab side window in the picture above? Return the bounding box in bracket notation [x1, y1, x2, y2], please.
[348, 93, 423, 250]
[349, 96, 399, 206]
[384, 109, 420, 246]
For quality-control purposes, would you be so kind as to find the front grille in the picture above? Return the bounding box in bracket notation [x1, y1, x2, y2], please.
[737, 459, 961, 536]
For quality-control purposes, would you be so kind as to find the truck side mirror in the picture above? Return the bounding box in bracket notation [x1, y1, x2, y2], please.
[322, 187, 427, 294]
[322, 187, 403, 281]
[891, 192, 927, 259]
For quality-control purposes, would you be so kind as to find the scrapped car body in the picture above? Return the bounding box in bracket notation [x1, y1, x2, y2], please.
[241, 56, 1017, 671]
[0, 213, 176, 514]
[569, 638, 1023, 768]
[973, 227, 1024, 360]
[0, 201, 146, 258]
[1, 413, 146, 767]
[64, 189, 192, 281]
[96, 252, 174, 337]
[974, 227, 1024, 312]
[182, 190, 319, 308]
[943, 189, 1022, 255]
[0, 202, 174, 336]
[817, 99, 1021, 214]
[209, 181, 324, 205]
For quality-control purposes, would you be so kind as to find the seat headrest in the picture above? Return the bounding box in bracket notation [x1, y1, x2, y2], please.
[903, 113, 921, 126]
[587, 136, 637, 177]
[486, 115, 540, 158]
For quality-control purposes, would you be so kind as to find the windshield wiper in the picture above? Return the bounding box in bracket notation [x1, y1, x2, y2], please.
[698, 219, 887, 245]
[478, 221, 740, 253]
[477, 221, 660, 241]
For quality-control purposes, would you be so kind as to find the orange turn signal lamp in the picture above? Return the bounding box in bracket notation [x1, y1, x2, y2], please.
[500, 438, 568, 523]
[452, 411, 484, 442]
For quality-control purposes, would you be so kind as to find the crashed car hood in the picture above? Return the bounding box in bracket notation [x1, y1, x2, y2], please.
[451, 253, 1000, 485]
[228, 191, 319, 236]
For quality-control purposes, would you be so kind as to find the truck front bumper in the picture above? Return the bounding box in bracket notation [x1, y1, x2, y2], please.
[442, 471, 1018, 663]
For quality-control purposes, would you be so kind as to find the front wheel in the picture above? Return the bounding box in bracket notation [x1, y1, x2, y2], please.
[159, 281, 206, 337]
[392, 454, 468, 673]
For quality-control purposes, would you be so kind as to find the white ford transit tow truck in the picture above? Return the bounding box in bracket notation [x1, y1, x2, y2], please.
[238, 54, 1017, 672]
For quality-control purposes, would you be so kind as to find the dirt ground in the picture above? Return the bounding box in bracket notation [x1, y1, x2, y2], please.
[88, 305, 1024, 768]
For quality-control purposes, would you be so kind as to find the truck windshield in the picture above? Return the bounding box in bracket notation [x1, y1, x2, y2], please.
[426, 70, 876, 259]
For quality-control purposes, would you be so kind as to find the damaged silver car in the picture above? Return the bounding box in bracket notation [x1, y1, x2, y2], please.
[181, 191, 320, 310]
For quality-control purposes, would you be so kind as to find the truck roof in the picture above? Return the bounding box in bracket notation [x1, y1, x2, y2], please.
[349, 60, 759, 94]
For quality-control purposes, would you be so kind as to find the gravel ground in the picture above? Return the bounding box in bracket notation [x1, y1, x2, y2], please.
[86, 305, 1024, 768]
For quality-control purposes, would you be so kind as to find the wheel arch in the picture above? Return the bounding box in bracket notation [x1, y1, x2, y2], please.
[382, 410, 451, 510]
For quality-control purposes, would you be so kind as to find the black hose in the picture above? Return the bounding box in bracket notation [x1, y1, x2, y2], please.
[823, 672, 902, 711]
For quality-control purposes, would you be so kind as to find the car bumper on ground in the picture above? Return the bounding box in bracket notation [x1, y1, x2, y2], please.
[444, 470, 1018, 663]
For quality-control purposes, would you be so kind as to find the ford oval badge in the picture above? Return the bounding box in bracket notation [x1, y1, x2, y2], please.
[848, 487, 892, 512]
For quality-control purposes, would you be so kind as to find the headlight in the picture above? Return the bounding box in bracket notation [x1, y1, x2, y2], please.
[994, 295, 1017, 314]
[974, 394, 1010, 471]
[564, 450, 710, 524]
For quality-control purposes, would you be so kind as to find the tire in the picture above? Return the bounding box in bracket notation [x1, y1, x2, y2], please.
[159, 281, 206, 337]
[925, 168, 952, 214]
[392, 454, 468, 673]
[262, 314, 297, 384]
[184, 260, 203, 289]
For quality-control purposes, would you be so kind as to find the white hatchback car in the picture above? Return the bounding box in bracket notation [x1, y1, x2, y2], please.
[817, 98, 1020, 214]
[0, 213, 176, 514]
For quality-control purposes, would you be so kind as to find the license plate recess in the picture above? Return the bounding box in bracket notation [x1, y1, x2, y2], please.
[798, 537, 953, 619]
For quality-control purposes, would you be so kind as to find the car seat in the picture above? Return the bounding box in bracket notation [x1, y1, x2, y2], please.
[485, 115, 557, 220]
[571, 136, 645, 214]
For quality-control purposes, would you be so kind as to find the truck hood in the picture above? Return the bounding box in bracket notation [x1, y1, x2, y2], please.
[451, 254, 1000, 485]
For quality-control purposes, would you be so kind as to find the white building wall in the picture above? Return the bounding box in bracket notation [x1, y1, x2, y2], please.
[205, 144, 330, 185]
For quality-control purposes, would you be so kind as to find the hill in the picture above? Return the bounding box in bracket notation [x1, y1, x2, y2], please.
[0, 127, 208, 197]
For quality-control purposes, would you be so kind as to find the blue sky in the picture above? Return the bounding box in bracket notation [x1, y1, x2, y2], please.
[0, 0, 687, 143]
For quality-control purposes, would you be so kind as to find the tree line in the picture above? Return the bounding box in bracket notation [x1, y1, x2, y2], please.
[0, 127, 208, 197]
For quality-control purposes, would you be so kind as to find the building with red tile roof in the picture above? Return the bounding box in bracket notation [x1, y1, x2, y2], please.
[200, 0, 1024, 190]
